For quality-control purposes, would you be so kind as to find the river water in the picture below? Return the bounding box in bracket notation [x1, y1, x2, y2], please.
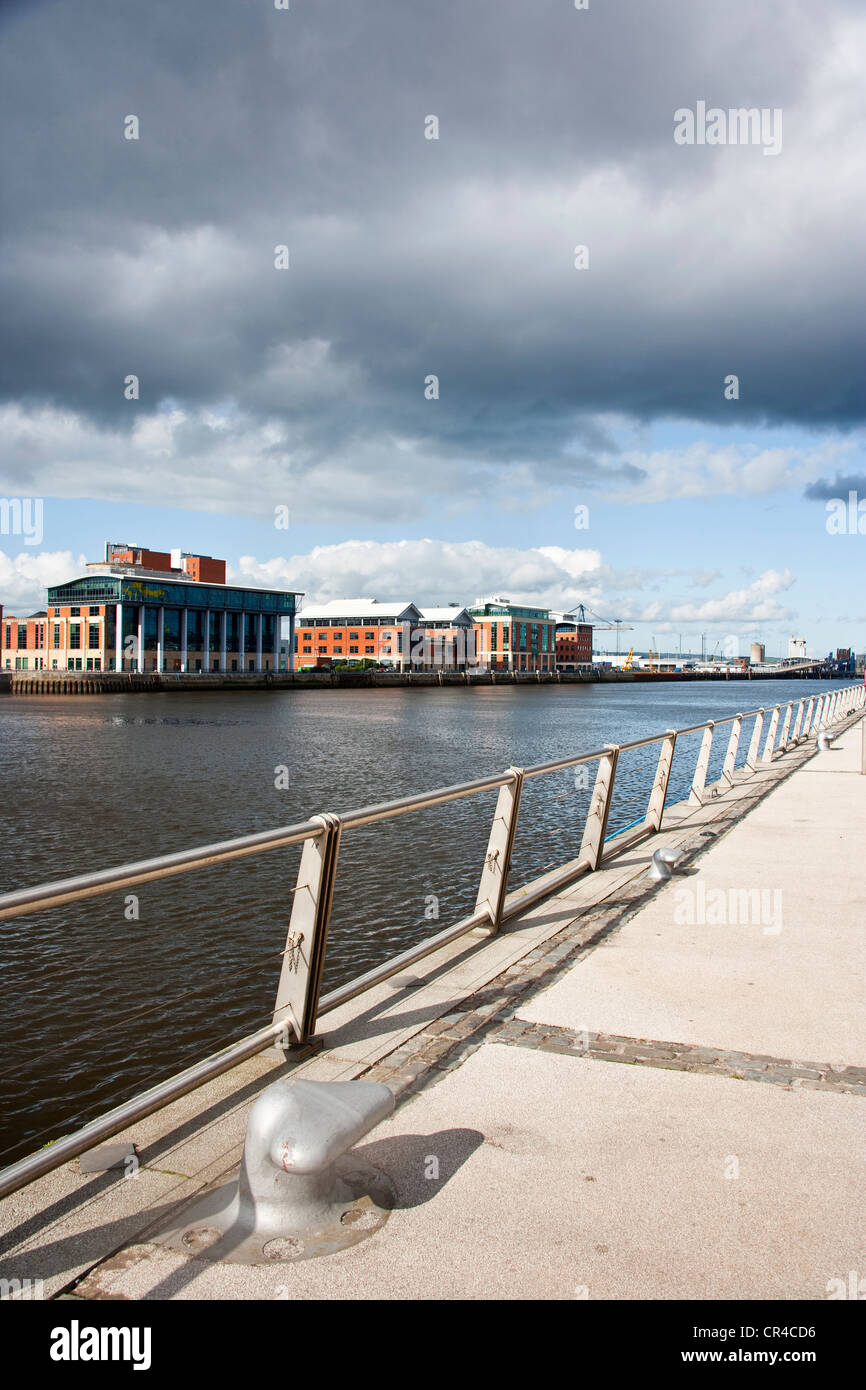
[0, 678, 853, 1165]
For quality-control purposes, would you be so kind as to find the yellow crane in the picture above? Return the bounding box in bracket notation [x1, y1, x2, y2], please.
[623, 647, 634, 670]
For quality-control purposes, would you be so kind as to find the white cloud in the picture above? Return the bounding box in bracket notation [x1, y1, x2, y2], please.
[641, 568, 795, 624]
[599, 441, 862, 505]
[0, 548, 86, 615]
[232, 539, 604, 612]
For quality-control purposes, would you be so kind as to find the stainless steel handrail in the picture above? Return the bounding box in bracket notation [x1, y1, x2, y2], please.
[0, 818, 324, 922]
[0, 682, 861, 1199]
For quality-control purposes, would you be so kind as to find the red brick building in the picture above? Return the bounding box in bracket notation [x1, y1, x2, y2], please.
[554, 616, 593, 670]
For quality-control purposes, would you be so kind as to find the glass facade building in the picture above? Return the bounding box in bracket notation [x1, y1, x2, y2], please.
[3, 554, 302, 674]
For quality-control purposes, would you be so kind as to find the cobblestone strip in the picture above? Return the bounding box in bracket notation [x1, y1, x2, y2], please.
[358, 727, 862, 1104]
[491, 1020, 866, 1096]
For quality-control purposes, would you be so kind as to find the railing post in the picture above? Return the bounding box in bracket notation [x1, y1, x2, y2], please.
[646, 731, 677, 831]
[804, 697, 815, 735]
[273, 813, 342, 1045]
[801, 697, 815, 740]
[791, 700, 805, 745]
[580, 745, 620, 870]
[475, 767, 524, 933]
[689, 722, 715, 805]
[822, 692, 839, 728]
[721, 715, 743, 785]
[762, 706, 781, 763]
[779, 702, 793, 751]
[746, 710, 765, 770]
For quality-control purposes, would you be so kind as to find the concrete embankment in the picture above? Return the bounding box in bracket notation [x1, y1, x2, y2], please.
[0, 667, 840, 695]
[2, 709, 863, 1299]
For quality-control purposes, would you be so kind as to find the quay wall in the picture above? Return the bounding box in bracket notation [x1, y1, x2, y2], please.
[0, 667, 845, 695]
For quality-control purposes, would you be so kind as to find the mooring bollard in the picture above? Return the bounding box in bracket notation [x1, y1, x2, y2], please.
[154, 1078, 396, 1264]
[648, 847, 686, 881]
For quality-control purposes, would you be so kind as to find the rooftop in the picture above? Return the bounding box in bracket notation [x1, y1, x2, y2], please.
[297, 599, 420, 621]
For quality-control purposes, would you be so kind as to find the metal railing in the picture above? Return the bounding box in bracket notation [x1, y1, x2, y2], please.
[0, 683, 862, 1199]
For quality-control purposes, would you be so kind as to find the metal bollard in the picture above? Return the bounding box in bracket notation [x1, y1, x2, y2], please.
[648, 847, 686, 881]
[153, 1079, 396, 1264]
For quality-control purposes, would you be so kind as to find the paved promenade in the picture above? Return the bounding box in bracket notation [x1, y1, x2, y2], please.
[2, 716, 864, 1300]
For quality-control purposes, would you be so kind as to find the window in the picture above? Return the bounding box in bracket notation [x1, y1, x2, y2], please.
[69, 624, 81, 650]
[17, 625, 26, 648]
[349, 645, 358, 653]
[365, 632, 374, 639]
[53, 624, 60, 648]
[70, 607, 80, 616]
[365, 646, 374, 654]
[88, 625, 100, 649]
[334, 646, 343, 653]
[5, 626, 10, 648]
[349, 632, 359, 640]
[303, 646, 312, 653]
[89, 606, 100, 616]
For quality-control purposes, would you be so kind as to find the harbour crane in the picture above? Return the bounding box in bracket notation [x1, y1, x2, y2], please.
[564, 604, 634, 657]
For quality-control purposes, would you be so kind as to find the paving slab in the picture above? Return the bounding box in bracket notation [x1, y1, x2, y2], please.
[518, 724, 866, 1065]
[72, 1044, 866, 1302]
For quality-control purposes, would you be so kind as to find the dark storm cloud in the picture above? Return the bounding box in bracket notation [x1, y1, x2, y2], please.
[804, 474, 866, 500]
[0, 0, 864, 509]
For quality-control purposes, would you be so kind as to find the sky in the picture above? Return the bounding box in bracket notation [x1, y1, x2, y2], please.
[0, 0, 864, 658]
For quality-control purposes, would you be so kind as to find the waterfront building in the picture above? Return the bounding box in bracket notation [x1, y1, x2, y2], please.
[295, 599, 421, 669]
[553, 613, 594, 671]
[294, 601, 481, 670]
[1, 543, 302, 674]
[468, 599, 556, 673]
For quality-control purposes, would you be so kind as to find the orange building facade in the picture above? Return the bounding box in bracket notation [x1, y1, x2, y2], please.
[554, 619, 593, 670]
[294, 602, 477, 669]
[467, 601, 556, 673]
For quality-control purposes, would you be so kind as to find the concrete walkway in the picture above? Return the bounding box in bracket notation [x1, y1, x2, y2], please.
[2, 716, 864, 1300]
